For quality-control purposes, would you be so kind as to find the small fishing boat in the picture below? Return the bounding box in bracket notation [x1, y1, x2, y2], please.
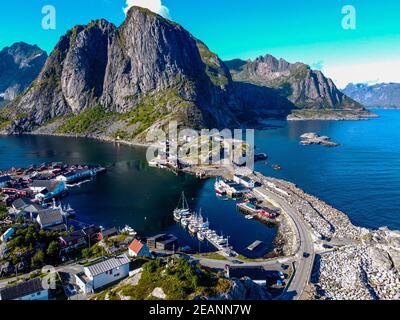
[188, 223, 198, 234]
[181, 218, 189, 227]
[214, 178, 226, 195]
[197, 231, 205, 241]
[173, 191, 191, 221]
[122, 225, 137, 237]
[245, 215, 254, 220]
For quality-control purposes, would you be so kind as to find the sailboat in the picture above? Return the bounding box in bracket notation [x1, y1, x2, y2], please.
[173, 191, 191, 221]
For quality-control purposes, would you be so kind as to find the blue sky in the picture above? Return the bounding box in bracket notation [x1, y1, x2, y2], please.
[1, 0, 399, 87]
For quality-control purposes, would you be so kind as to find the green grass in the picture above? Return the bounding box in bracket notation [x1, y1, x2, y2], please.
[117, 258, 231, 300]
[57, 105, 115, 134]
[193, 252, 228, 261]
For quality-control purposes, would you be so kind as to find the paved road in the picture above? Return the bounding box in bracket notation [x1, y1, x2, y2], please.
[254, 187, 315, 300]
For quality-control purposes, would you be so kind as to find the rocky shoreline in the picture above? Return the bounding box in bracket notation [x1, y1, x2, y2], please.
[300, 133, 340, 147]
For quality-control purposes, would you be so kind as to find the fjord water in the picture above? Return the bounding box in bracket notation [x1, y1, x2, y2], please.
[255, 109, 400, 230]
[0, 135, 276, 258]
[0, 109, 398, 257]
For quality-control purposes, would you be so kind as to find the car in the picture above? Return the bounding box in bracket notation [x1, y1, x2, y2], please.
[65, 284, 77, 296]
[322, 244, 333, 249]
[303, 252, 310, 258]
[231, 260, 244, 265]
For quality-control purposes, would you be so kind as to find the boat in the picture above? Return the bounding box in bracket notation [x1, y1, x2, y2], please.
[121, 225, 137, 237]
[214, 178, 226, 195]
[63, 204, 76, 217]
[197, 231, 205, 241]
[188, 222, 198, 234]
[245, 215, 254, 220]
[272, 164, 282, 171]
[173, 191, 191, 221]
[181, 218, 189, 227]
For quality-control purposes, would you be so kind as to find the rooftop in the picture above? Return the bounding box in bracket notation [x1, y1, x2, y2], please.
[0, 278, 45, 300]
[86, 254, 130, 277]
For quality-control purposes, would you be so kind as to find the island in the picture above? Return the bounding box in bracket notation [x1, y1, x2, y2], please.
[300, 132, 340, 147]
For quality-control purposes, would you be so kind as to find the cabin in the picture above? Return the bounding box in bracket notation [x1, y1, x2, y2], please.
[97, 227, 119, 241]
[128, 240, 151, 258]
[147, 234, 178, 251]
[59, 230, 87, 253]
[55, 169, 94, 184]
[75, 254, 130, 294]
[233, 175, 255, 189]
[0, 176, 12, 188]
[30, 180, 66, 201]
[0, 227, 16, 243]
[225, 266, 269, 286]
[0, 278, 49, 300]
[36, 209, 65, 230]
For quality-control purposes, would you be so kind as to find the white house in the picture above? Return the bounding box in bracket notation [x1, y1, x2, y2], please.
[0, 278, 49, 300]
[30, 180, 66, 201]
[36, 209, 65, 230]
[233, 175, 255, 189]
[128, 239, 151, 258]
[75, 254, 130, 294]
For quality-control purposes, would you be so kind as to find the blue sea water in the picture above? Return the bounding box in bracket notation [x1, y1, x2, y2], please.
[0, 109, 399, 257]
[254, 109, 400, 230]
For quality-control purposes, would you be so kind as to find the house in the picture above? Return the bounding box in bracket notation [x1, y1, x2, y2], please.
[82, 225, 101, 242]
[59, 230, 87, 253]
[147, 234, 178, 251]
[55, 169, 94, 184]
[75, 254, 130, 294]
[0, 175, 12, 188]
[0, 227, 16, 242]
[30, 180, 66, 201]
[233, 175, 255, 189]
[97, 227, 119, 241]
[12, 198, 34, 211]
[128, 239, 151, 258]
[0, 278, 49, 300]
[225, 266, 270, 286]
[36, 208, 65, 230]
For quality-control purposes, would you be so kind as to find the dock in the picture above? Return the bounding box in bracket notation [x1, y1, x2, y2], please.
[247, 240, 263, 251]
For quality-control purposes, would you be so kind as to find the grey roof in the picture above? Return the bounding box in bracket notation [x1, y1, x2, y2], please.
[37, 209, 63, 226]
[31, 180, 61, 192]
[86, 254, 130, 277]
[235, 175, 254, 183]
[0, 278, 45, 300]
[226, 266, 269, 281]
[12, 198, 34, 209]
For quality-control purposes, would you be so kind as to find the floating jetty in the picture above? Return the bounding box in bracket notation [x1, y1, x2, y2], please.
[247, 240, 263, 251]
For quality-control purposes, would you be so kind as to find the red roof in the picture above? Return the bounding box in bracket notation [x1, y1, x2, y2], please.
[129, 239, 143, 254]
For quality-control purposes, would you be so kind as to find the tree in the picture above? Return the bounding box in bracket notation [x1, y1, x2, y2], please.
[47, 241, 59, 258]
[31, 249, 45, 268]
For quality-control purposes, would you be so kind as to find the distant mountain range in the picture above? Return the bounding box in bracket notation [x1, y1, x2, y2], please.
[342, 83, 400, 109]
[0, 6, 374, 140]
[0, 42, 47, 105]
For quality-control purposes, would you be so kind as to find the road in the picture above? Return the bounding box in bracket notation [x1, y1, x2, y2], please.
[254, 187, 315, 300]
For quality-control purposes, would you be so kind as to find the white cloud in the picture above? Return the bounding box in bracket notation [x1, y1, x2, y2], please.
[123, 0, 170, 18]
[321, 59, 400, 89]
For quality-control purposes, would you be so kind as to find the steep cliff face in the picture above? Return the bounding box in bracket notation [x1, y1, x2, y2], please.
[4, 7, 239, 137]
[343, 83, 400, 108]
[225, 55, 368, 119]
[0, 42, 47, 101]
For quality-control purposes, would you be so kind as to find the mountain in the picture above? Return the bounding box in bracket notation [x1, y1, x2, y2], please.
[225, 55, 373, 120]
[0, 7, 374, 139]
[1, 7, 241, 139]
[0, 42, 47, 102]
[342, 83, 400, 108]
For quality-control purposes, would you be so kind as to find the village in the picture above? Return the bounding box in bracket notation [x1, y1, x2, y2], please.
[0, 161, 289, 301]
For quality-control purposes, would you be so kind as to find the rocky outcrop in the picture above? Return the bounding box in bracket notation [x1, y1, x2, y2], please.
[342, 83, 400, 108]
[300, 132, 340, 147]
[0, 42, 47, 101]
[210, 278, 272, 300]
[225, 55, 372, 120]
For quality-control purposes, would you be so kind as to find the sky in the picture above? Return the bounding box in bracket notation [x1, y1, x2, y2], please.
[0, 0, 399, 88]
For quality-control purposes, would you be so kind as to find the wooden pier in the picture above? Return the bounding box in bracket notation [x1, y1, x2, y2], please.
[247, 240, 263, 251]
